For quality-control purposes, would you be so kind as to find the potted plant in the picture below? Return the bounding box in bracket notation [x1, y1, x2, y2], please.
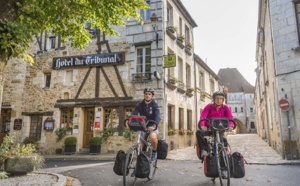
[169, 76, 179, 84]
[177, 33, 185, 42]
[64, 136, 77, 155]
[1, 134, 44, 175]
[187, 130, 194, 136]
[179, 128, 185, 135]
[89, 137, 102, 154]
[55, 128, 67, 154]
[185, 41, 193, 50]
[123, 130, 138, 141]
[167, 25, 177, 33]
[168, 128, 176, 136]
[187, 87, 195, 93]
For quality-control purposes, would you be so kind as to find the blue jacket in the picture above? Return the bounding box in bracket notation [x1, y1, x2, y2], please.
[131, 99, 161, 127]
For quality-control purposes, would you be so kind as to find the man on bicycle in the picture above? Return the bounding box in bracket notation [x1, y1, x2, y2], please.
[129, 87, 161, 162]
[196, 91, 234, 177]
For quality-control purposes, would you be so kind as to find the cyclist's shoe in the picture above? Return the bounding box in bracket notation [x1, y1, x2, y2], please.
[221, 170, 228, 179]
[200, 150, 208, 158]
[151, 152, 157, 162]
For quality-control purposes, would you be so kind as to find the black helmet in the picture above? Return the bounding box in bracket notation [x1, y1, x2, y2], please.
[144, 87, 155, 95]
[212, 91, 225, 99]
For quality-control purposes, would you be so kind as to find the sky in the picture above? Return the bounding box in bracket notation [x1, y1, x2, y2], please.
[181, 0, 259, 86]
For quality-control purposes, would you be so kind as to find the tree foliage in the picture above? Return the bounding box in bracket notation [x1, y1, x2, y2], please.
[0, 0, 148, 63]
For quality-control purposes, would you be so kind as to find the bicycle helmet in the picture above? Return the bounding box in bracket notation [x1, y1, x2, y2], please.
[212, 91, 225, 99]
[144, 87, 155, 95]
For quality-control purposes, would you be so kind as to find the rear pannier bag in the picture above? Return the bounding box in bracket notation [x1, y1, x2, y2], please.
[157, 139, 168, 160]
[135, 153, 150, 178]
[128, 116, 147, 131]
[113, 150, 127, 176]
[203, 153, 219, 177]
[230, 152, 245, 178]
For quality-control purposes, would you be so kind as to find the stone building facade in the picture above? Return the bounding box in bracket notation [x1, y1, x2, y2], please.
[0, 0, 221, 154]
[255, 0, 300, 159]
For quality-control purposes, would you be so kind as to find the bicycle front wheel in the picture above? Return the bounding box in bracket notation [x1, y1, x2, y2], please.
[147, 159, 157, 180]
[217, 145, 231, 186]
[123, 146, 138, 186]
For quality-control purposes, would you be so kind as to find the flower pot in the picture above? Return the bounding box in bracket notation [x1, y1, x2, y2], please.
[90, 145, 101, 154]
[64, 145, 76, 155]
[4, 156, 36, 175]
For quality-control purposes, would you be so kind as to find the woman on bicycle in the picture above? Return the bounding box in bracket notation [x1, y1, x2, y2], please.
[128, 87, 161, 162]
[196, 91, 234, 159]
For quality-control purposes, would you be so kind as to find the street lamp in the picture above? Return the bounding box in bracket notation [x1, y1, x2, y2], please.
[150, 13, 159, 45]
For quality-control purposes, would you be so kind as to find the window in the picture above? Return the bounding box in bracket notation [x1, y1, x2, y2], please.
[61, 108, 74, 130]
[167, 3, 173, 26]
[178, 58, 183, 82]
[294, 1, 300, 45]
[250, 107, 253, 113]
[44, 73, 51, 88]
[185, 26, 190, 44]
[30, 115, 43, 139]
[179, 17, 182, 34]
[65, 70, 73, 82]
[241, 107, 243, 113]
[234, 107, 237, 113]
[186, 64, 191, 87]
[136, 46, 151, 75]
[199, 72, 204, 91]
[210, 80, 215, 94]
[239, 95, 243, 101]
[104, 108, 119, 129]
[0, 109, 11, 133]
[250, 122, 255, 129]
[187, 109, 192, 130]
[168, 105, 175, 129]
[140, 0, 150, 21]
[49, 36, 56, 49]
[179, 108, 184, 130]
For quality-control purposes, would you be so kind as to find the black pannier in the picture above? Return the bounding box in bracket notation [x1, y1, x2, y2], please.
[135, 153, 150, 178]
[203, 153, 219, 177]
[113, 150, 127, 176]
[157, 139, 168, 160]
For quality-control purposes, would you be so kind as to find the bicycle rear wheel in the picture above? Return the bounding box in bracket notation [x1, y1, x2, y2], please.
[217, 145, 230, 186]
[123, 147, 138, 186]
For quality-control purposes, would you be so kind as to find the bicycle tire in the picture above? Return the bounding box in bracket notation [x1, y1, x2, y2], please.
[217, 145, 231, 186]
[123, 146, 138, 186]
[147, 159, 157, 180]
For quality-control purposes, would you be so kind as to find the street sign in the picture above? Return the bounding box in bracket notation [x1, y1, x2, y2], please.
[279, 98, 290, 111]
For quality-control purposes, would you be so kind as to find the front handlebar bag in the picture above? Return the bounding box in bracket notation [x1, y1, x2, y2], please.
[128, 116, 147, 131]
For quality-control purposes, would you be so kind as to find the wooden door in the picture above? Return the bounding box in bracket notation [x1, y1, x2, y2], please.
[83, 108, 95, 148]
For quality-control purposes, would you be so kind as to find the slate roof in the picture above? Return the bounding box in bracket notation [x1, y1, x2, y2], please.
[217, 68, 254, 93]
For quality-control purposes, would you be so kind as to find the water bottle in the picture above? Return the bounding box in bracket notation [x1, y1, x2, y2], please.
[213, 143, 216, 154]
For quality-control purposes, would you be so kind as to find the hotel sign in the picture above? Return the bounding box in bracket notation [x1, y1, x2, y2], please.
[52, 52, 125, 69]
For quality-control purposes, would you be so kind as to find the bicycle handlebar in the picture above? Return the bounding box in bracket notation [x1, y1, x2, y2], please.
[198, 118, 236, 131]
[124, 116, 158, 132]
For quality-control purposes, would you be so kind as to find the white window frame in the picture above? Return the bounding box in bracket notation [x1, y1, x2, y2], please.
[136, 46, 151, 74]
[140, 0, 151, 21]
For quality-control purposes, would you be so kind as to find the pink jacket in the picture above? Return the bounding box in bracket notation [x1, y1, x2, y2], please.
[199, 104, 234, 128]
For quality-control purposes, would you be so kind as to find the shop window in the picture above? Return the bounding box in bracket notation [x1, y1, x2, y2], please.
[0, 109, 11, 133]
[60, 108, 74, 132]
[104, 108, 119, 129]
[250, 122, 255, 129]
[125, 108, 133, 118]
[30, 115, 43, 139]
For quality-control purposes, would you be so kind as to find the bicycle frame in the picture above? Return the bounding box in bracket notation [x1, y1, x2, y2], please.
[200, 118, 235, 186]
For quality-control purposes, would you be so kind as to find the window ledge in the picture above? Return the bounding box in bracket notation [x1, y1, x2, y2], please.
[292, 46, 300, 52]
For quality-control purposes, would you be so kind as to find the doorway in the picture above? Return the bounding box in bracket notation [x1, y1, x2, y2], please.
[83, 108, 95, 148]
[0, 108, 11, 143]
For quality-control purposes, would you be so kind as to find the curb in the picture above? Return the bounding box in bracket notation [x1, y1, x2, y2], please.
[33, 171, 66, 186]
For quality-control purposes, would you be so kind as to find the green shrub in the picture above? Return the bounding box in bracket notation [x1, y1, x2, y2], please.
[64, 136, 77, 145]
[55, 128, 68, 142]
[89, 137, 102, 146]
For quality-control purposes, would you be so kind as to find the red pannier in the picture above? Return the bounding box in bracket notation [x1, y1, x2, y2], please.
[128, 116, 147, 131]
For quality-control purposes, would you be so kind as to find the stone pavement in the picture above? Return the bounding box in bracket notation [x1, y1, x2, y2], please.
[42, 133, 300, 185]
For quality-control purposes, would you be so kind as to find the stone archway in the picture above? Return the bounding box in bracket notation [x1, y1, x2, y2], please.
[233, 118, 243, 133]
